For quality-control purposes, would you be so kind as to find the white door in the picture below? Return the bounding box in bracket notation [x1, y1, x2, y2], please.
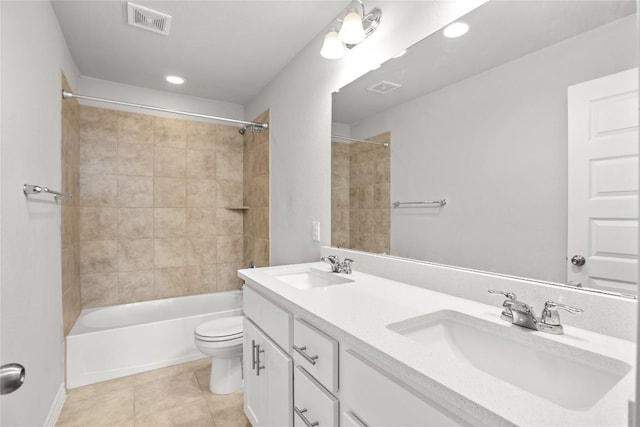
[567, 68, 638, 295]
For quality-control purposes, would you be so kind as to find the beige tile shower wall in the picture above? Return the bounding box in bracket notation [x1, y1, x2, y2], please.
[61, 74, 81, 335]
[331, 141, 351, 248]
[243, 110, 270, 268]
[77, 106, 245, 308]
[349, 132, 390, 254]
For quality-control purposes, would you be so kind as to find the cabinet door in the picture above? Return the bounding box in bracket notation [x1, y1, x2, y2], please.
[243, 317, 293, 427]
[341, 349, 465, 427]
[263, 327, 293, 427]
[244, 318, 267, 426]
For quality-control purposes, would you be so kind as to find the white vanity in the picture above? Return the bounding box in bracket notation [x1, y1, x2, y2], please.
[239, 248, 636, 427]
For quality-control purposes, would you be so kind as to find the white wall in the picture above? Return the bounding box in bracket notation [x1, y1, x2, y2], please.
[246, 0, 486, 265]
[78, 76, 244, 123]
[349, 15, 637, 283]
[1, 1, 80, 425]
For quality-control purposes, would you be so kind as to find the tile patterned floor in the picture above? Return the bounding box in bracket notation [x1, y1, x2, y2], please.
[56, 359, 251, 427]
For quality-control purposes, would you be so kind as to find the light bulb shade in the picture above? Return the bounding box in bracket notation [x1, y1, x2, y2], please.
[338, 10, 365, 44]
[320, 30, 345, 59]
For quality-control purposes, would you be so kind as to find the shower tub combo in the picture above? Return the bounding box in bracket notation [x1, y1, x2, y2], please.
[66, 290, 243, 388]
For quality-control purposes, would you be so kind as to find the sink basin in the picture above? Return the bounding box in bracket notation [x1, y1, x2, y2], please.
[387, 310, 631, 410]
[270, 267, 354, 290]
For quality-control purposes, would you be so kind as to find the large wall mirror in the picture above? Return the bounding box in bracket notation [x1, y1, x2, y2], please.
[331, 1, 638, 297]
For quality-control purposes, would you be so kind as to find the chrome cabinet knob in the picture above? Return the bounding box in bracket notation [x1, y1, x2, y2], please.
[570, 255, 586, 266]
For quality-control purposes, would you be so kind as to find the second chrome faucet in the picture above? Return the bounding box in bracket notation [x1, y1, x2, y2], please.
[321, 255, 354, 274]
[488, 290, 583, 335]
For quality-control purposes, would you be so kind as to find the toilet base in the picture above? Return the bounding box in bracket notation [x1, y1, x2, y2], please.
[209, 356, 243, 394]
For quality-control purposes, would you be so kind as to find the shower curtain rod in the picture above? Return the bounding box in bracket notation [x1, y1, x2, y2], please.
[61, 90, 268, 130]
[331, 135, 389, 147]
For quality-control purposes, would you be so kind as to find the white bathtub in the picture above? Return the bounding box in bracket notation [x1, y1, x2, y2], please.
[66, 291, 243, 388]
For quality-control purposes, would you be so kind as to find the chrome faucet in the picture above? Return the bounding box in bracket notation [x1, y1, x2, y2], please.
[320, 255, 354, 274]
[488, 290, 582, 335]
[321, 255, 342, 272]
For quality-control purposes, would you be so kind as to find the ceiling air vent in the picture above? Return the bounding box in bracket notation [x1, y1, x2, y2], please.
[127, 2, 172, 36]
[366, 81, 402, 95]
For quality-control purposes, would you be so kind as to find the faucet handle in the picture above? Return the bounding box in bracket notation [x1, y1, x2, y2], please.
[488, 290, 517, 323]
[541, 301, 582, 325]
[488, 290, 517, 301]
[341, 258, 354, 274]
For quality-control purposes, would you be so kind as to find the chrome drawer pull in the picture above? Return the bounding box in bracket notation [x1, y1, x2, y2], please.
[293, 345, 319, 366]
[294, 406, 319, 427]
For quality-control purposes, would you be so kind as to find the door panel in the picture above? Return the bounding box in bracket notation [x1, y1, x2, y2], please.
[568, 68, 639, 294]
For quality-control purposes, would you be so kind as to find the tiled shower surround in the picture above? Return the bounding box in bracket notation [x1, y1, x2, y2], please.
[75, 105, 266, 308]
[332, 132, 390, 254]
[243, 110, 270, 268]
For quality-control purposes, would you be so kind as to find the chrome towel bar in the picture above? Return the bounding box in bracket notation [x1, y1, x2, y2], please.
[23, 184, 72, 201]
[392, 199, 446, 208]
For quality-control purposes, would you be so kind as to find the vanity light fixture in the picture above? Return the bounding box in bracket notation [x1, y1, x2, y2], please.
[320, 28, 346, 59]
[320, 0, 382, 60]
[443, 22, 469, 38]
[165, 75, 184, 85]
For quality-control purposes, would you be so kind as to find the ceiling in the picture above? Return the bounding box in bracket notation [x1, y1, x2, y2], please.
[333, 0, 637, 124]
[52, 1, 350, 105]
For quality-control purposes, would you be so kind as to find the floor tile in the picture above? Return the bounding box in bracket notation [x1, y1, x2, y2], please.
[66, 375, 134, 402]
[58, 359, 249, 427]
[134, 399, 214, 427]
[134, 371, 203, 416]
[194, 365, 211, 392]
[134, 358, 209, 386]
[202, 391, 250, 427]
[57, 386, 134, 426]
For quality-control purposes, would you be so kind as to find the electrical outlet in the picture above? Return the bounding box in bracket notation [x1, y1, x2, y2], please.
[312, 221, 320, 242]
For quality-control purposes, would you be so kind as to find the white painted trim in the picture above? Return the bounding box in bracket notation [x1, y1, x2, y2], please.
[44, 383, 66, 427]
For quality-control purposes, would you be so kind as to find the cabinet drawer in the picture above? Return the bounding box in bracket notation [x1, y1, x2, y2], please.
[293, 318, 339, 393]
[294, 366, 338, 427]
[244, 286, 291, 351]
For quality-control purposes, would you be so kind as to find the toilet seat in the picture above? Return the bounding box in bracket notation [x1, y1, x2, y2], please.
[195, 316, 243, 342]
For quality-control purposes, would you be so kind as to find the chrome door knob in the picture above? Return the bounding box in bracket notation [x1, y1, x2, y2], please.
[571, 255, 586, 266]
[1, 363, 25, 395]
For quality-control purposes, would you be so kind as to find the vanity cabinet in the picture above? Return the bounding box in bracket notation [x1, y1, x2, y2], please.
[340, 349, 463, 427]
[243, 283, 463, 427]
[243, 287, 293, 427]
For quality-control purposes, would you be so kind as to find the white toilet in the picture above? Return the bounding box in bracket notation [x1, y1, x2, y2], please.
[194, 315, 244, 394]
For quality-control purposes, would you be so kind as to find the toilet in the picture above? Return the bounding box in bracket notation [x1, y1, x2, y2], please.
[194, 315, 244, 394]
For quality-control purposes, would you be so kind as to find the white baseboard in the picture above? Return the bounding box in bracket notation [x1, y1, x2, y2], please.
[44, 382, 66, 426]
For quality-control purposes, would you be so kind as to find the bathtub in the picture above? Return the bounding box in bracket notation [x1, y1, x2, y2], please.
[66, 291, 243, 388]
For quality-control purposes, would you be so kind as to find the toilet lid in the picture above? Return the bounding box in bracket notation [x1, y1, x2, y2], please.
[195, 316, 243, 341]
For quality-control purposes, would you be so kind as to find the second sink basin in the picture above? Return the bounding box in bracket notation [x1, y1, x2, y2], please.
[269, 267, 354, 290]
[387, 310, 631, 410]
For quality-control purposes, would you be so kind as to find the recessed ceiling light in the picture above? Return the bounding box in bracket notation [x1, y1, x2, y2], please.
[443, 22, 469, 38]
[165, 75, 185, 85]
[392, 49, 407, 59]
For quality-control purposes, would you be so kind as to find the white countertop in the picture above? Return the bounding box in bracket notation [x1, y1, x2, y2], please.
[239, 262, 636, 427]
